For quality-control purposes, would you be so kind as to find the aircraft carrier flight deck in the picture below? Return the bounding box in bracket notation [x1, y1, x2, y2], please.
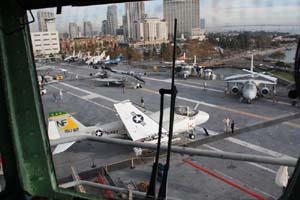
[41, 61, 300, 200]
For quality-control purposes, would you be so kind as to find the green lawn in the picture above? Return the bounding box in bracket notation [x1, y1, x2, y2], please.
[270, 70, 293, 81]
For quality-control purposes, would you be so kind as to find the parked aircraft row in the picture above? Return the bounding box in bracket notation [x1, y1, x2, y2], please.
[64, 51, 123, 66]
[48, 100, 209, 156]
[89, 67, 145, 89]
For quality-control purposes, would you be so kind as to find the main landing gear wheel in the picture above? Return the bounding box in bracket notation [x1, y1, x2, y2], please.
[189, 133, 195, 139]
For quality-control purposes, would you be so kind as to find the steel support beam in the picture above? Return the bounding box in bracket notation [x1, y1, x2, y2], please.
[51, 136, 297, 167]
[60, 180, 181, 200]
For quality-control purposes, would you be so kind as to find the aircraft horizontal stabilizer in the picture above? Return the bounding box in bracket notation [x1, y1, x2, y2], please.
[53, 142, 75, 154]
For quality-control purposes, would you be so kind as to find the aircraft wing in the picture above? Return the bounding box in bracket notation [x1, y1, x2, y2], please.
[114, 100, 167, 141]
[224, 74, 253, 81]
[92, 78, 122, 84]
[226, 79, 276, 85]
[242, 69, 277, 83]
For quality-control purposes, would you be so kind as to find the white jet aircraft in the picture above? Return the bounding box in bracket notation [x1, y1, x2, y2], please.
[86, 51, 107, 65]
[48, 100, 209, 155]
[224, 55, 277, 103]
[175, 55, 198, 79]
[64, 51, 82, 62]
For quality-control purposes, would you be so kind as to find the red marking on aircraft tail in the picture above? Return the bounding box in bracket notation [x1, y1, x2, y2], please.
[97, 172, 113, 198]
[183, 159, 266, 200]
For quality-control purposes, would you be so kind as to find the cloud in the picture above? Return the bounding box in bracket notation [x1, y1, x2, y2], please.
[29, 0, 300, 33]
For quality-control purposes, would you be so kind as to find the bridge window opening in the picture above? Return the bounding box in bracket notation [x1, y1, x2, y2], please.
[1, 0, 299, 199]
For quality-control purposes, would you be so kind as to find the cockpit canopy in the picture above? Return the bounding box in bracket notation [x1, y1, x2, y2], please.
[175, 106, 198, 117]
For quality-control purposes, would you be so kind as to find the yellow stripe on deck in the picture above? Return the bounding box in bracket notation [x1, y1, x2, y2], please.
[141, 88, 300, 128]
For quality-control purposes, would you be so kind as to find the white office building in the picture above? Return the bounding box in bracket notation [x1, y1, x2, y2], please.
[131, 18, 168, 47]
[163, 0, 201, 39]
[31, 32, 60, 56]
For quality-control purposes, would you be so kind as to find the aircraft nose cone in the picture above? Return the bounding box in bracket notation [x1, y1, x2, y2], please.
[197, 111, 210, 124]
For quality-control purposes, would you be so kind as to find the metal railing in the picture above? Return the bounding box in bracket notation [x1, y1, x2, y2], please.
[50, 136, 297, 167]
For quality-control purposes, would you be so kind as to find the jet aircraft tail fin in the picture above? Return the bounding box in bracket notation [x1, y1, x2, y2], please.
[48, 112, 85, 154]
[48, 111, 86, 135]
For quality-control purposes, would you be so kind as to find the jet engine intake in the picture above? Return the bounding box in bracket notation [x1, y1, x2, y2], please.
[261, 87, 270, 96]
[231, 86, 239, 94]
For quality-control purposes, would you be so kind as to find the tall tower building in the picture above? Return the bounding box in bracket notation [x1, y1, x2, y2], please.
[37, 11, 55, 32]
[69, 22, 79, 38]
[83, 21, 93, 37]
[124, 2, 145, 41]
[163, 0, 200, 38]
[101, 20, 108, 35]
[200, 18, 205, 29]
[107, 5, 118, 35]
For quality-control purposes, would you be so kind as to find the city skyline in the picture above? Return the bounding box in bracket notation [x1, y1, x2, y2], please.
[29, 0, 300, 34]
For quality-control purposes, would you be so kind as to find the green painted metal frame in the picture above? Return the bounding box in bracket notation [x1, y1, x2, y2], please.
[0, 1, 103, 199]
[0, 0, 300, 199]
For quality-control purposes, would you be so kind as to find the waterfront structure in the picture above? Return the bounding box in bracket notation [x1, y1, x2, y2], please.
[163, 0, 201, 39]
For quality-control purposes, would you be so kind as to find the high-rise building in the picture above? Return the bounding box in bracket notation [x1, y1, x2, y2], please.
[107, 5, 118, 35]
[200, 18, 205, 29]
[83, 21, 93, 37]
[163, 0, 200, 38]
[37, 11, 55, 32]
[124, 2, 145, 41]
[101, 20, 108, 35]
[69, 22, 79, 38]
[132, 20, 144, 41]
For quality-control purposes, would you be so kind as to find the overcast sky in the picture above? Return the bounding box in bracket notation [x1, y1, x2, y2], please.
[29, 0, 300, 33]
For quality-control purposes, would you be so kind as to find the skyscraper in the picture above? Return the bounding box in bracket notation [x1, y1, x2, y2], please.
[69, 22, 79, 38]
[101, 20, 108, 35]
[83, 21, 93, 37]
[163, 0, 200, 38]
[107, 5, 118, 35]
[200, 18, 205, 29]
[124, 2, 145, 41]
[37, 11, 55, 32]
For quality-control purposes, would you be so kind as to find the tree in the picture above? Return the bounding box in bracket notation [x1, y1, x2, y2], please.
[270, 50, 286, 60]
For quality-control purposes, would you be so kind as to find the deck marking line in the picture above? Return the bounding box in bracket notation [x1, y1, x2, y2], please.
[49, 85, 115, 112]
[141, 87, 300, 128]
[59, 82, 118, 103]
[203, 144, 277, 174]
[183, 159, 267, 200]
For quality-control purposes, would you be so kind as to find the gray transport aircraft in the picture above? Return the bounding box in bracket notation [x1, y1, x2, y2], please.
[225, 55, 277, 103]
